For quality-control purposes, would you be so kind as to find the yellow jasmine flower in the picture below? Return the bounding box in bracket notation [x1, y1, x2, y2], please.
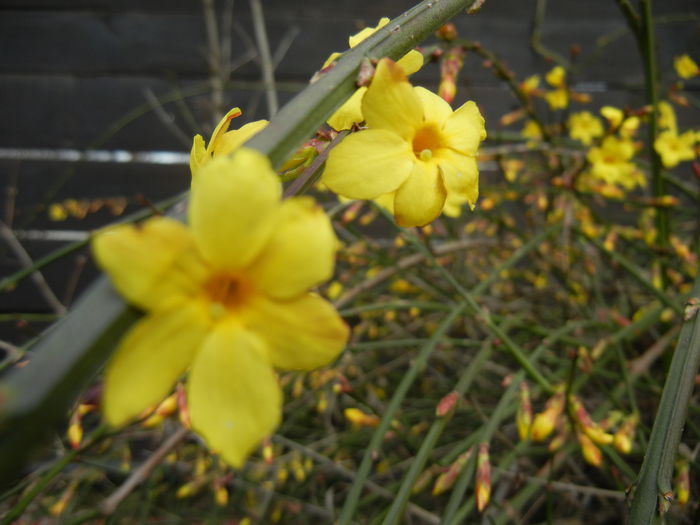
[600, 106, 639, 137]
[654, 129, 697, 168]
[545, 88, 568, 110]
[190, 108, 268, 182]
[519, 74, 540, 97]
[658, 101, 678, 134]
[586, 136, 645, 189]
[545, 66, 566, 88]
[522, 119, 542, 146]
[93, 148, 349, 467]
[324, 18, 424, 131]
[674, 54, 699, 79]
[322, 58, 486, 227]
[567, 111, 603, 145]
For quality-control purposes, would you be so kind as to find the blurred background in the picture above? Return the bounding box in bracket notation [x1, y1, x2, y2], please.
[0, 0, 698, 343]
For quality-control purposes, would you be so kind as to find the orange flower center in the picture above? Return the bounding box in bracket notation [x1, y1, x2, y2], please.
[412, 124, 443, 160]
[205, 274, 253, 319]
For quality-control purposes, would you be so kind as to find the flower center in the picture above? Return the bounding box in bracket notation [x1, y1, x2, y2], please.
[204, 274, 252, 319]
[412, 124, 443, 161]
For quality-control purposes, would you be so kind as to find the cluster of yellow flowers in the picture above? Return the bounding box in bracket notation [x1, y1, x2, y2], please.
[91, 18, 487, 468]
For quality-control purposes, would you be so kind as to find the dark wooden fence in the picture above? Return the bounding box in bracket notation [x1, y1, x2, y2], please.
[0, 0, 697, 341]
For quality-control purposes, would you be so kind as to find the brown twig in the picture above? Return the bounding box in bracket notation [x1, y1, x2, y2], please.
[100, 426, 189, 515]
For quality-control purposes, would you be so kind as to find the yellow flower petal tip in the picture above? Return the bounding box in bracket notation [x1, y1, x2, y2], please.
[93, 146, 348, 467]
[323, 57, 486, 228]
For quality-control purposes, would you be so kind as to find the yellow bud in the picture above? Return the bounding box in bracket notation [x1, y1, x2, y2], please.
[215, 486, 229, 507]
[577, 432, 602, 467]
[67, 422, 83, 450]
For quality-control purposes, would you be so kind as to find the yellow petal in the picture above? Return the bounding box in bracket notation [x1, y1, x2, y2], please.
[103, 303, 210, 426]
[322, 129, 414, 199]
[327, 87, 366, 131]
[189, 149, 281, 271]
[394, 161, 447, 227]
[348, 17, 390, 48]
[436, 150, 479, 206]
[322, 51, 343, 69]
[92, 217, 208, 312]
[188, 323, 281, 468]
[442, 101, 486, 155]
[244, 293, 348, 370]
[362, 58, 423, 140]
[397, 50, 424, 76]
[213, 120, 269, 157]
[207, 107, 243, 155]
[414, 86, 452, 126]
[190, 134, 208, 180]
[247, 197, 337, 299]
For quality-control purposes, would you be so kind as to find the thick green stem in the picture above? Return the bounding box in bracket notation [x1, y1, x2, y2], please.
[627, 268, 700, 523]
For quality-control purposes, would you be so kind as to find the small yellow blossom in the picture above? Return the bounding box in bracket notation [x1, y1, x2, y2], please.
[600, 106, 640, 137]
[674, 54, 699, 79]
[654, 129, 697, 168]
[522, 120, 542, 142]
[519, 74, 540, 97]
[545, 66, 566, 88]
[658, 101, 678, 134]
[325, 18, 424, 131]
[323, 58, 486, 227]
[190, 108, 268, 182]
[568, 111, 603, 145]
[545, 88, 568, 110]
[93, 148, 349, 468]
[586, 136, 646, 189]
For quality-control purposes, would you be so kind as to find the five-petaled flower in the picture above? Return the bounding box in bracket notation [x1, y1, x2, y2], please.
[322, 58, 486, 227]
[93, 148, 349, 468]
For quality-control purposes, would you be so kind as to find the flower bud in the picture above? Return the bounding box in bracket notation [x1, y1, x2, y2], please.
[475, 442, 491, 512]
[433, 449, 472, 495]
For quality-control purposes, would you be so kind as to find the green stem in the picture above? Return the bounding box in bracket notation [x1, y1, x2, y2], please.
[337, 301, 469, 525]
[640, 0, 670, 283]
[628, 268, 700, 523]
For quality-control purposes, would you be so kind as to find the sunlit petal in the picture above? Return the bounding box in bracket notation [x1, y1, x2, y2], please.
[189, 150, 281, 271]
[394, 161, 446, 227]
[92, 217, 208, 312]
[188, 323, 281, 468]
[397, 50, 425, 76]
[247, 197, 338, 299]
[245, 293, 349, 371]
[214, 120, 269, 157]
[323, 129, 413, 199]
[443, 101, 486, 155]
[436, 149, 479, 207]
[414, 86, 452, 126]
[362, 58, 423, 139]
[327, 87, 367, 131]
[103, 303, 210, 426]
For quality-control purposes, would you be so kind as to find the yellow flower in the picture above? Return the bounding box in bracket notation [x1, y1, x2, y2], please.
[658, 101, 678, 134]
[93, 148, 349, 467]
[545, 66, 566, 88]
[654, 129, 697, 168]
[600, 106, 639, 137]
[674, 54, 699, 79]
[586, 136, 645, 189]
[322, 58, 486, 227]
[324, 18, 424, 131]
[190, 108, 268, 182]
[519, 74, 540, 97]
[567, 111, 603, 145]
[545, 88, 568, 110]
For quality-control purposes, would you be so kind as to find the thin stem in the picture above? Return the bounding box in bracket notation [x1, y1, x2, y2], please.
[249, 0, 279, 116]
[337, 301, 469, 525]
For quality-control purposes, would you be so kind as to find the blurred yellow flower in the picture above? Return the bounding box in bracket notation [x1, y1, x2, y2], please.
[325, 18, 424, 131]
[190, 108, 268, 183]
[674, 54, 699, 79]
[654, 129, 696, 168]
[658, 101, 678, 133]
[545, 66, 566, 88]
[587, 136, 646, 189]
[322, 58, 486, 227]
[519, 74, 540, 97]
[545, 88, 568, 110]
[93, 148, 349, 467]
[568, 111, 603, 145]
[600, 106, 640, 137]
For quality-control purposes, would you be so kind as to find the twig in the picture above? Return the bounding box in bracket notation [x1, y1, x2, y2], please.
[100, 426, 189, 515]
[334, 238, 496, 309]
[628, 325, 680, 377]
[143, 88, 191, 148]
[249, 0, 278, 116]
[202, 0, 226, 124]
[282, 131, 348, 198]
[530, 0, 571, 68]
[0, 221, 66, 315]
